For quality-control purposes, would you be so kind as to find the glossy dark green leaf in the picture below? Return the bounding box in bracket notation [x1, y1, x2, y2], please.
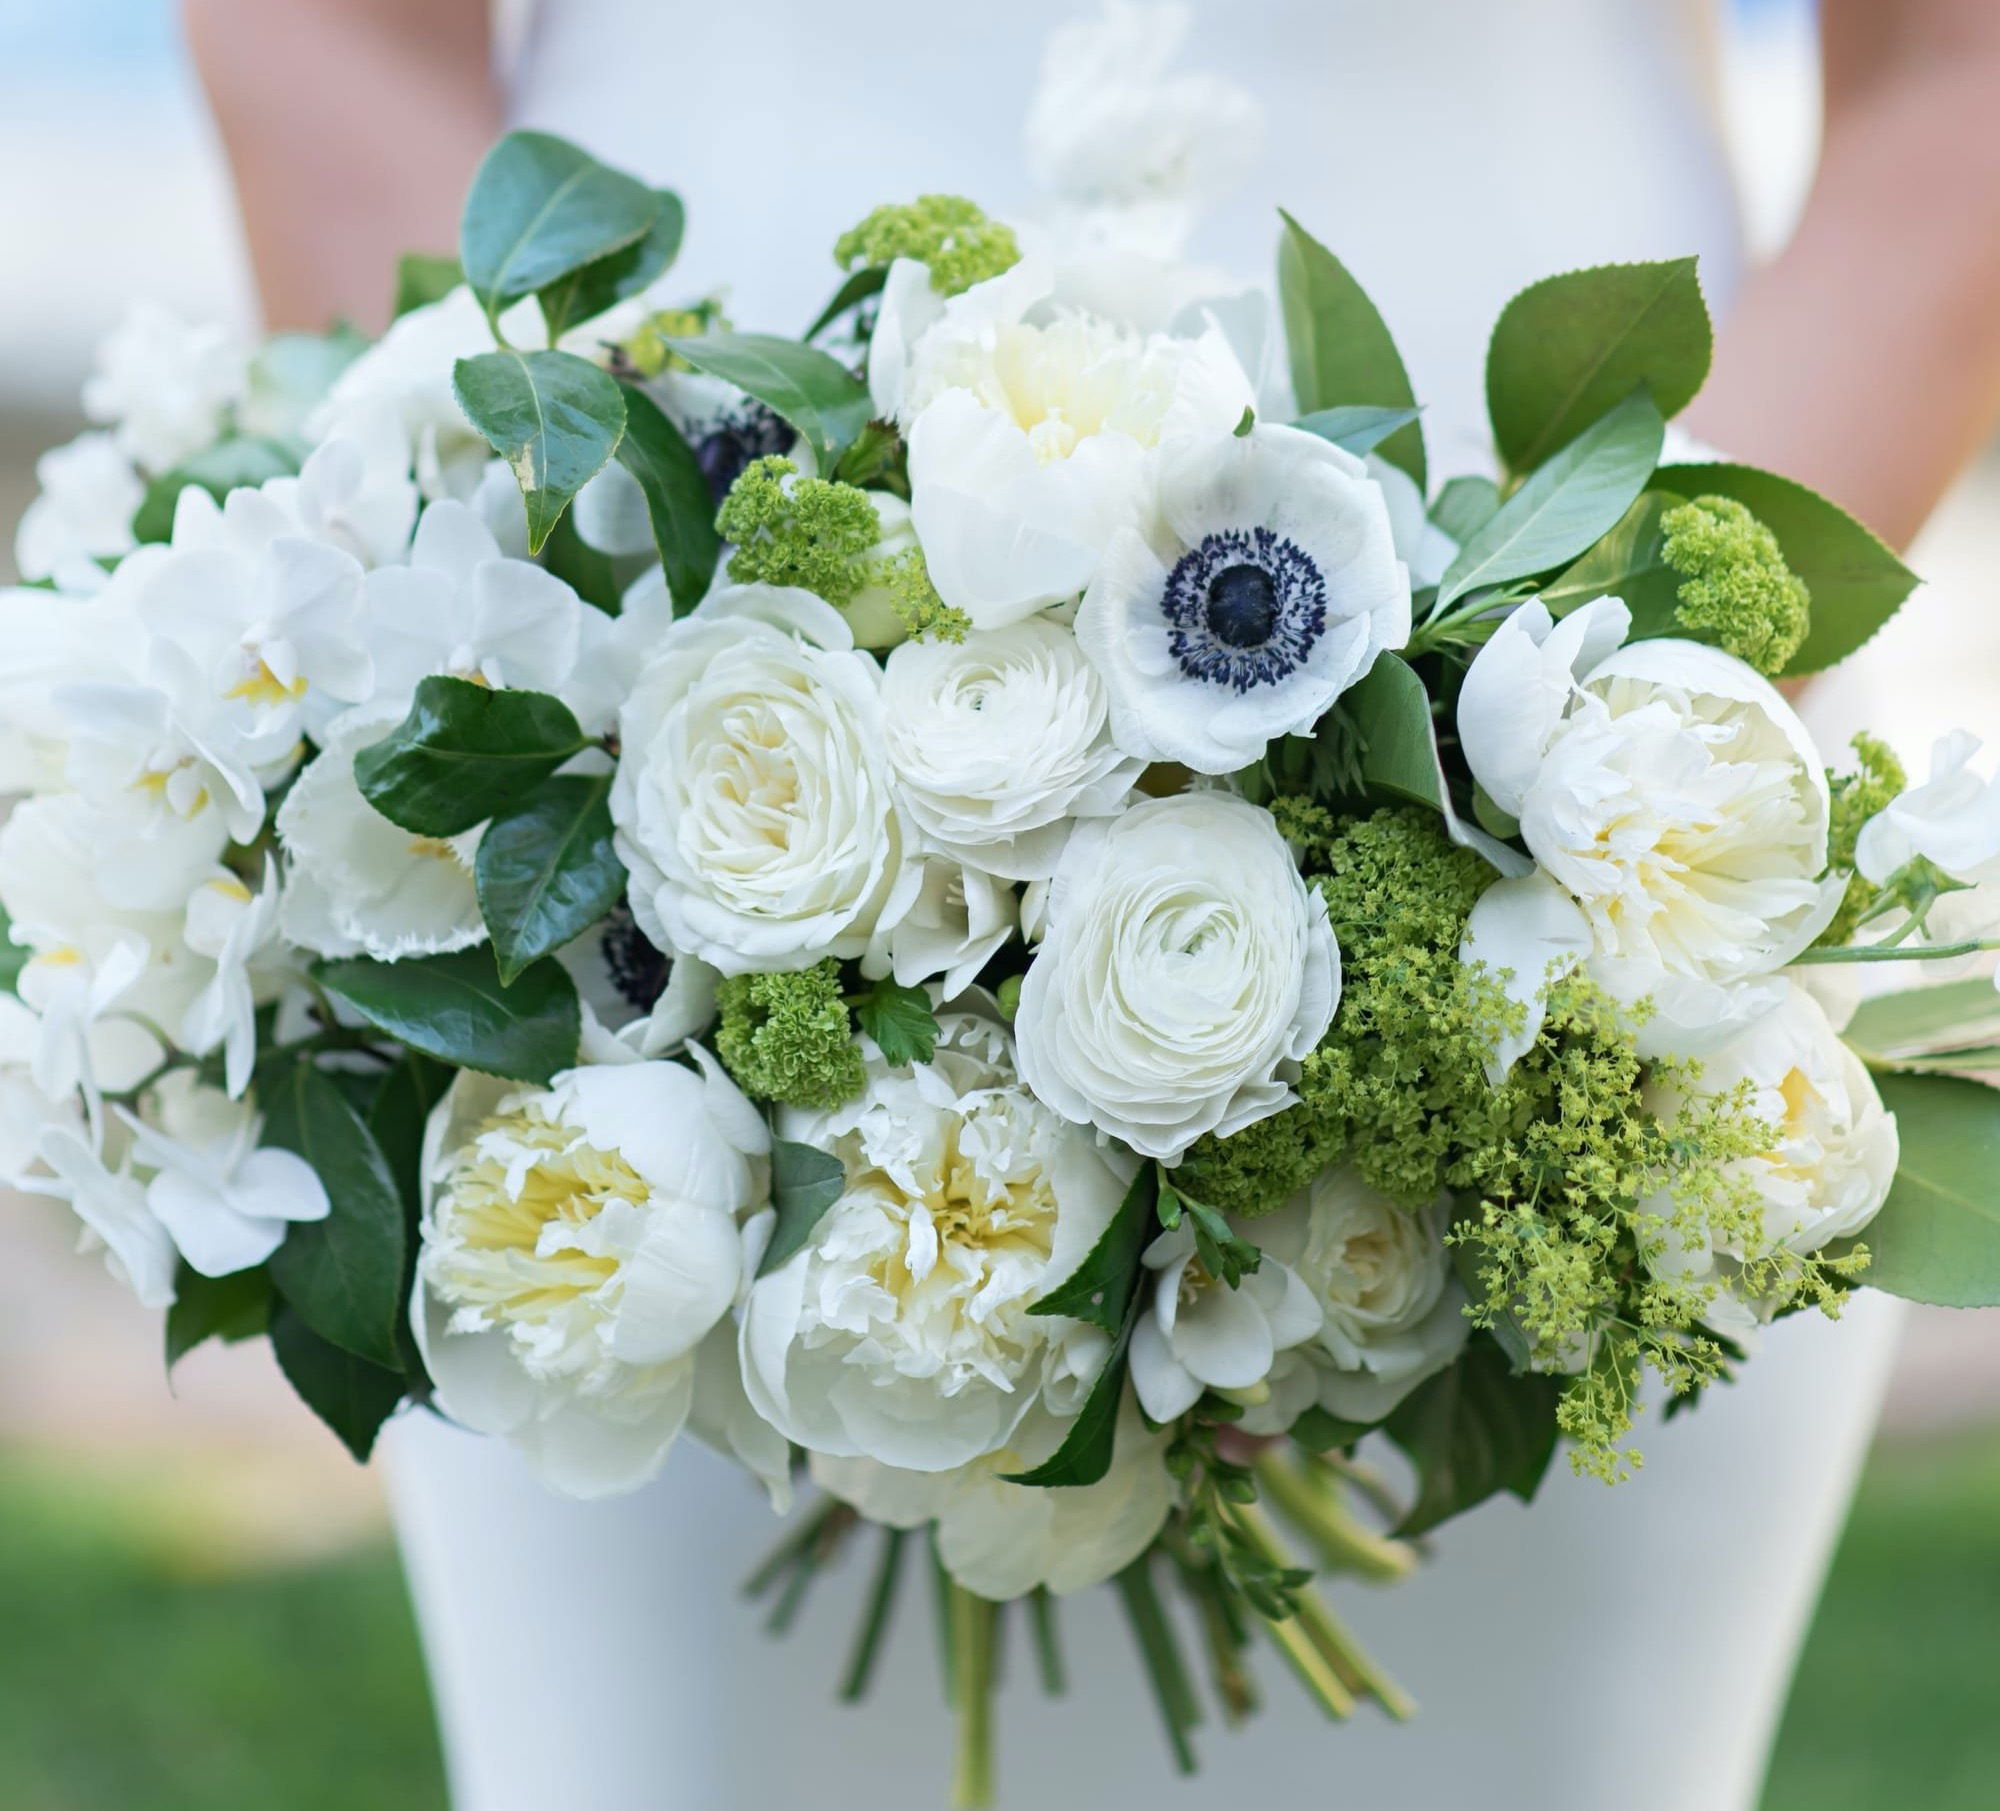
[165, 1263, 272, 1370]
[1384, 1337, 1561, 1537]
[1028, 1162, 1158, 1336]
[537, 500, 625, 614]
[452, 347, 628, 552]
[1539, 489, 1686, 627]
[1277, 210, 1423, 488]
[538, 188, 684, 340]
[614, 384, 722, 614]
[263, 1063, 408, 1371]
[660, 330, 874, 465]
[132, 437, 300, 544]
[365, 1051, 455, 1218]
[1486, 258, 1711, 474]
[1347, 651, 1449, 813]
[854, 980, 939, 1068]
[353, 675, 588, 837]
[1860, 1073, 2000, 1307]
[805, 264, 889, 341]
[1001, 1293, 1141, 1490]
[317, 948, 581, 1085]
[758, 1139, 849, 1276]
[476, 773, 627, 984]
[270, 1303, 407, 1463]
[1292, 404, 1423, 460]
[393, 251, 465, 320]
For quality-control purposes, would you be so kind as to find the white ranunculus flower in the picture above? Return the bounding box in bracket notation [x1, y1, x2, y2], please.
[1016, 791, 1339, 1161]
[1641, 981, 1898, 1334]
[276, 712, 485, 962]
[1128, 1220, 1322, 1421]
[415, 1051, 770, 1499]
[813, 1398, 1173, 1598]
[611, 585, 919, 975]
[882, 617, 1144, 879]
[82, 301, 247, 473]
[1076, 424, 1410, 773]
[1244, 1174, 1468, 1429]
[740, 1010, 1129, 1472]
[14, 432, 142, 585]
[880, 255, 1255, 628]
[1458, 597, 1839, 1061]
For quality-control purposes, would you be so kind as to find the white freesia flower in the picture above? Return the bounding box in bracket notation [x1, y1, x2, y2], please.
[14, 432, 141, 584]
[82, 301, 247, 472]
[415, 1053, 769, 1498]
[23, 1125, 178, 1310]
[741, 1010, 1128, 1472]
[1245, 1175, 1467, 1429]
[118, 1072, 329, 1278]
[878, 255, 1255, 627]
[813, 1399, 1173, 1598]
[881, 617, 1143, 879]
[1856, 730, 2000, 897]
[611, 585, 919, 975]
[180, 861, 289, 1099]
[1016, 791, 1339, 1161]
[862, 854, 1017, 1000]
[1076, 424, 1409, 772]
[276, 712, 484, 962]
[1458, 598, 1839, 1061]
[1129, 1219, 1321, 1421]
[1642, 981, 1898, 1334]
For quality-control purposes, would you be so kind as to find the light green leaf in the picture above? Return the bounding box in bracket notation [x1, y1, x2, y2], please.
[392, 251, 464, 321]
[1293, 404, 1422, 460]
[353, 675, 588, 838]
[1538, 489, 1686, 626]
[1436, 389, 1664, 607]
[660, 331, 875, 466]
[270, 1304, 407, 1463]
[317, 948, 581, 1086]
[1347, 651, 1449, 813]
[452, 347, 627, 553]
[1863, 1073, 2000, 1306]
[475, 773, 627, 984]
[1846, 980, 2000, 1063]
[245, 328, 367, 437]
[854, 980, 939, 1069]
[132, 437, 300, 544]
[1277, 211, 1423, 488]
[537, 189, 684, 341]
[758, 1139, 848, 1277]
[1486, 258, 1711, 474]
[614, 384, 722, 614]
[1430, 475, 1500, 544]
[1384, 1336, 1561, 1537]
[1654, 462, 1917, 675]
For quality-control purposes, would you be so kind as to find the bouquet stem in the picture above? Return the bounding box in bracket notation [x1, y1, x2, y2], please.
[949, 1585, 998, 1809]
[1253, 1451, 1418, 1584]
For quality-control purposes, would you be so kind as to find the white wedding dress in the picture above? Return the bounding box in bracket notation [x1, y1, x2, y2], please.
[384, 4, 1908, 1807]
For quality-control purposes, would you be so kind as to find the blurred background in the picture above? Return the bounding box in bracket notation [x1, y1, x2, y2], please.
[0, 3, 1997, 1808]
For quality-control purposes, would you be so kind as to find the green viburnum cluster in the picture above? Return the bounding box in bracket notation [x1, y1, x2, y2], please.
[834, 195, 1020, 297]
[1820, 732, 1908, 946]
[1661, 493, 1811, 675]
[716, 456, 882, 605]
[714, 960, 865, 1110]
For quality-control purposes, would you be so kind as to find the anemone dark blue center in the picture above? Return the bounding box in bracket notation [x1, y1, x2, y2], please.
[1160, 527, 1327, 693]
[599, 906, 669, 1011]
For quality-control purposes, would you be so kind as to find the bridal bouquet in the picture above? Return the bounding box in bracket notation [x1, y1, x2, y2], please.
[8, 7, 2000, 1800]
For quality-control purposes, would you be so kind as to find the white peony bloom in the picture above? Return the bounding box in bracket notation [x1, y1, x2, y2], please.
[1076, 424, 1409, 773]
[611, 585, 919, 975]
[1128, 1219, 1322, 1421]
[1015, 791, 1339, 1161]
[741, 1010, 1128, 1472]
[14, 432, 142, 584]
[180, 861, 290, 1099]
[275, 712, 485, 962]
[813, 1399, 1173, 1598]
[1641, 981, 1898, 1333]
[118, 1071, 329, 1278]
[415, 1052, 769, 1498]
[881, 616, 1144, 879]
[82, 301, 247, 473]
[880, 255, 1255, 628]
[23, 1125, 179, 1310]
[1245, 1174, 1468, 1429]
[1458, 598, 1839, 1061]
[861, 854, 1017, 1001]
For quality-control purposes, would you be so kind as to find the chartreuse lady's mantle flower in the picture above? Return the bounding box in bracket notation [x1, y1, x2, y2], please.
[1661, 493, 1810, 676]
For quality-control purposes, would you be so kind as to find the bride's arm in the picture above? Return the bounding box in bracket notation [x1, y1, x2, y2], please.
[1684, 0, 2000, 550]
[181, 0, 501, 332]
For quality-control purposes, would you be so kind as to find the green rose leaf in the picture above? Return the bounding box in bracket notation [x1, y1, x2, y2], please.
[1858, 1073, 2000, 1307]
[459, 130, 660, 318]
[165, 1263, 272, 1371]
[1292, 404, 1423, 460]
[1002, 1292, 1143, 1490]
[1435, 388, 1664, 607]
[805, 264, 890, 342]
[757, 1139, 849, 1277]
[853, 980, 940, 1068]
[614, 384, 722, 614]
[1277, 210, 1423, 488]
[1653, 462, 1918, 676]
[1347, 650, 1451, 814]
[270, 1303, 408, 1464]
[661, 330, 876, 466]
[1539, 489, 1686, 627]
[452, 347, 628, 553]
[475, 772, 628, 985]
[1029, 1161, 1158, 1337]
[538, 188, 685, 341]
[353, 675, 588, 838]
[392, 251, 465, 321]
[1486, 258, 1711, 475]
[1844, 980, 2000, 1068]
[317, 948, 582, 1086]
[263, 1063, 409, 1372]
[132, 437, 300, 544]
[1384, 1336, 1562, 1537]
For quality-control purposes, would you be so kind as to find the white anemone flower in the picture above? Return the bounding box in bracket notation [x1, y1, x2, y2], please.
[740, 1010, 1128, 1472]
[562, 908, 723, 1064]
[14, 431, 142, 585]
[415, 1053, 769, 1499]
[1076, 423, 1410, 772]
[180, 861, 289, 1099]
[82, 300, 247, 473]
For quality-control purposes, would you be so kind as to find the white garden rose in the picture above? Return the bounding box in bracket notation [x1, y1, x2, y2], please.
[1641, 981, 1898, 1334]
[881, 616, 1143, 879]
[1015, 790, 1339, 1161]
[1458, 597, 1840, 1061]
[1244, 1173, 1468, 1429]
[415, 1052, 769, 1499]
[740, 1009, 1128, 1472]
[611, 585, 919, 975]
[1076, 423, 1410, 773]
[812, 1399, 1173, 1598]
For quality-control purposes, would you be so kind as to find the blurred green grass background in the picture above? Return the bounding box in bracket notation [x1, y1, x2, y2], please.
[0, 1432, 1995, 1810]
